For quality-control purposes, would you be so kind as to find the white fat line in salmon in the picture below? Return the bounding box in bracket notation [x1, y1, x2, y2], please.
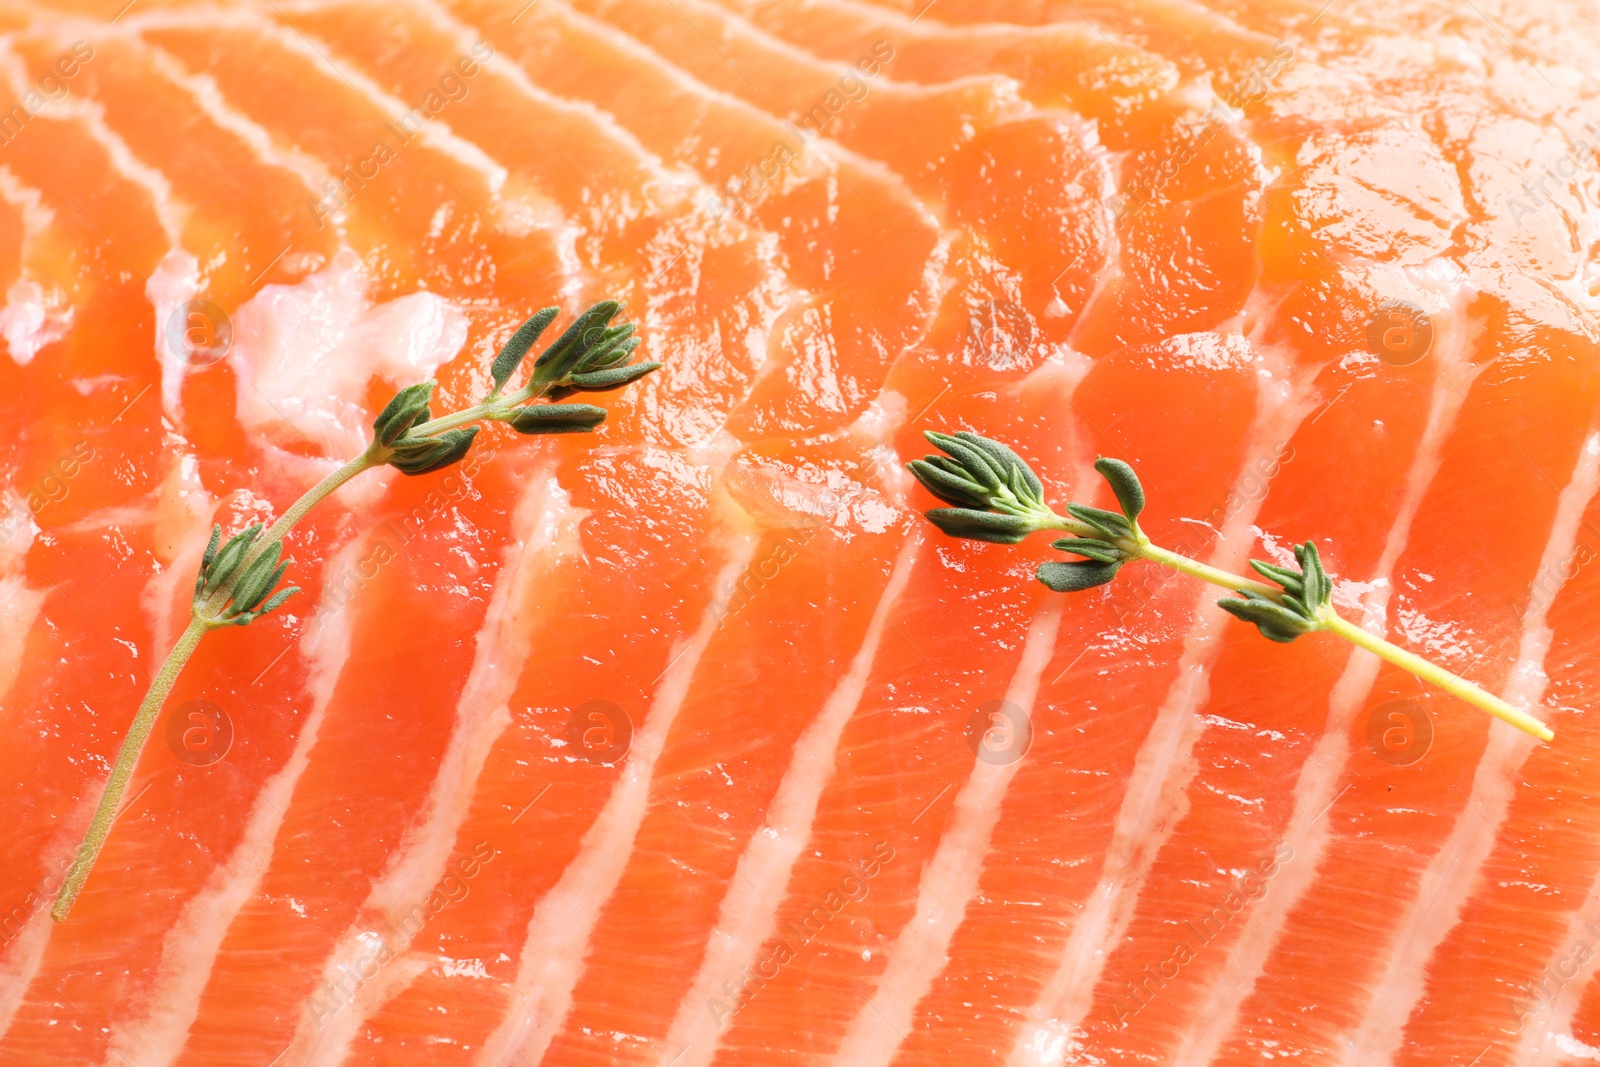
[1520, 869, 1600, 1066]
[0, 854, 73, 954]
[1165, 314, 1480, 1067]
[0, 41, 94, 148]
[479, 545, 755, 1067]
[307, 40, 495, 228]
[310, 444, 499, 628]
[660, 532, 919, 1067]
[705, 840, 896, 1030]
[1511, 524, 1600, 628]
[704, 40, 895, 220]
[1334, 431, 1600, 1067]
[1512, 915, 1600, 1030]
[828, 604, 1062, 1067]
[1105, 841, 1295, 1030]
[0, 441, 95, 550]
[714, 445, 890, 625]
[1109, 39, 1293, 225]
[305, 839, 498, 1030]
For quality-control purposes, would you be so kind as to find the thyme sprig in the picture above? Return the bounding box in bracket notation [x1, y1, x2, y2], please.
[52, 302, 660, 921]
[909, 430, 1553, 744]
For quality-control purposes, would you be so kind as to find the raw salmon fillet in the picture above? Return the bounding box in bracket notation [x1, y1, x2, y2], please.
[2, 1, 1599, 1065]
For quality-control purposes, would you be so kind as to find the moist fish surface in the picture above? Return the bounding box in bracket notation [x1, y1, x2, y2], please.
[2, 1, 1599, 1066]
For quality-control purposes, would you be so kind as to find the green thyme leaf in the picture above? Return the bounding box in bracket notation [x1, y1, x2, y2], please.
[1094, 456, 1145, 521]
[1249, 559, 1304, 595]
[924, 508, 1036, 544]
[201, 524, 221, 572]
[925, 432, 1003, 494]
[567, 361, 662, 392]
[584, 336, 640, 372]
[955, 432, 1044, 503]
[255, 585, 300, 616]
[572, 326, 638, 373]
[1243, 542, 1330, 622]
[202, 523, 263, 597]
[247, 559, 292, 612]
[1217, 590, 1315, 642]
[1065, 503, 1133, 540]
[1038, 559, 1121, 592]
[373, 382, 436, 446]
[227, 543, 283, 616]
[1297, 541, 1330, 610]
[490, 307, 560, 393]
[1050, 538, 1125, 563]
[194, 523, 223, 602]
[908, 459, 989, 508]
[534, 301, 622, 380]
[390, 426, 480, 476]
[509, 403, 607, 435]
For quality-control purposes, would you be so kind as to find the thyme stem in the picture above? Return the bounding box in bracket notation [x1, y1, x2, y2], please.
[1320, 611, 1551, 741]
[405, 377, 547, 439]
[1044, 515, 1104, 540]
[52, 300, 660, 921]
[54, 451, 380, 921]
[906, 431, 1554, 745]
[255, 449, 380, 553]
[52, 617, 209, 921]
[1134, 541, 1281, 598]
[1126, 536, 1552, 742]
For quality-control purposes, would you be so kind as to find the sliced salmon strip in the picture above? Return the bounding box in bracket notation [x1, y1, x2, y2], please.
[4, 2, 1600, 1065]
[707, 0, 1180, 150]
[0, 12, 576, 1062]
[556, 0, 1116, 350]
[562, 0, 1017, 193]
[0, 74, 192, 1056]
[1213, 320, 1600, 1063]
[277, 0, 782, 449]
[444, 0, 942, 439]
